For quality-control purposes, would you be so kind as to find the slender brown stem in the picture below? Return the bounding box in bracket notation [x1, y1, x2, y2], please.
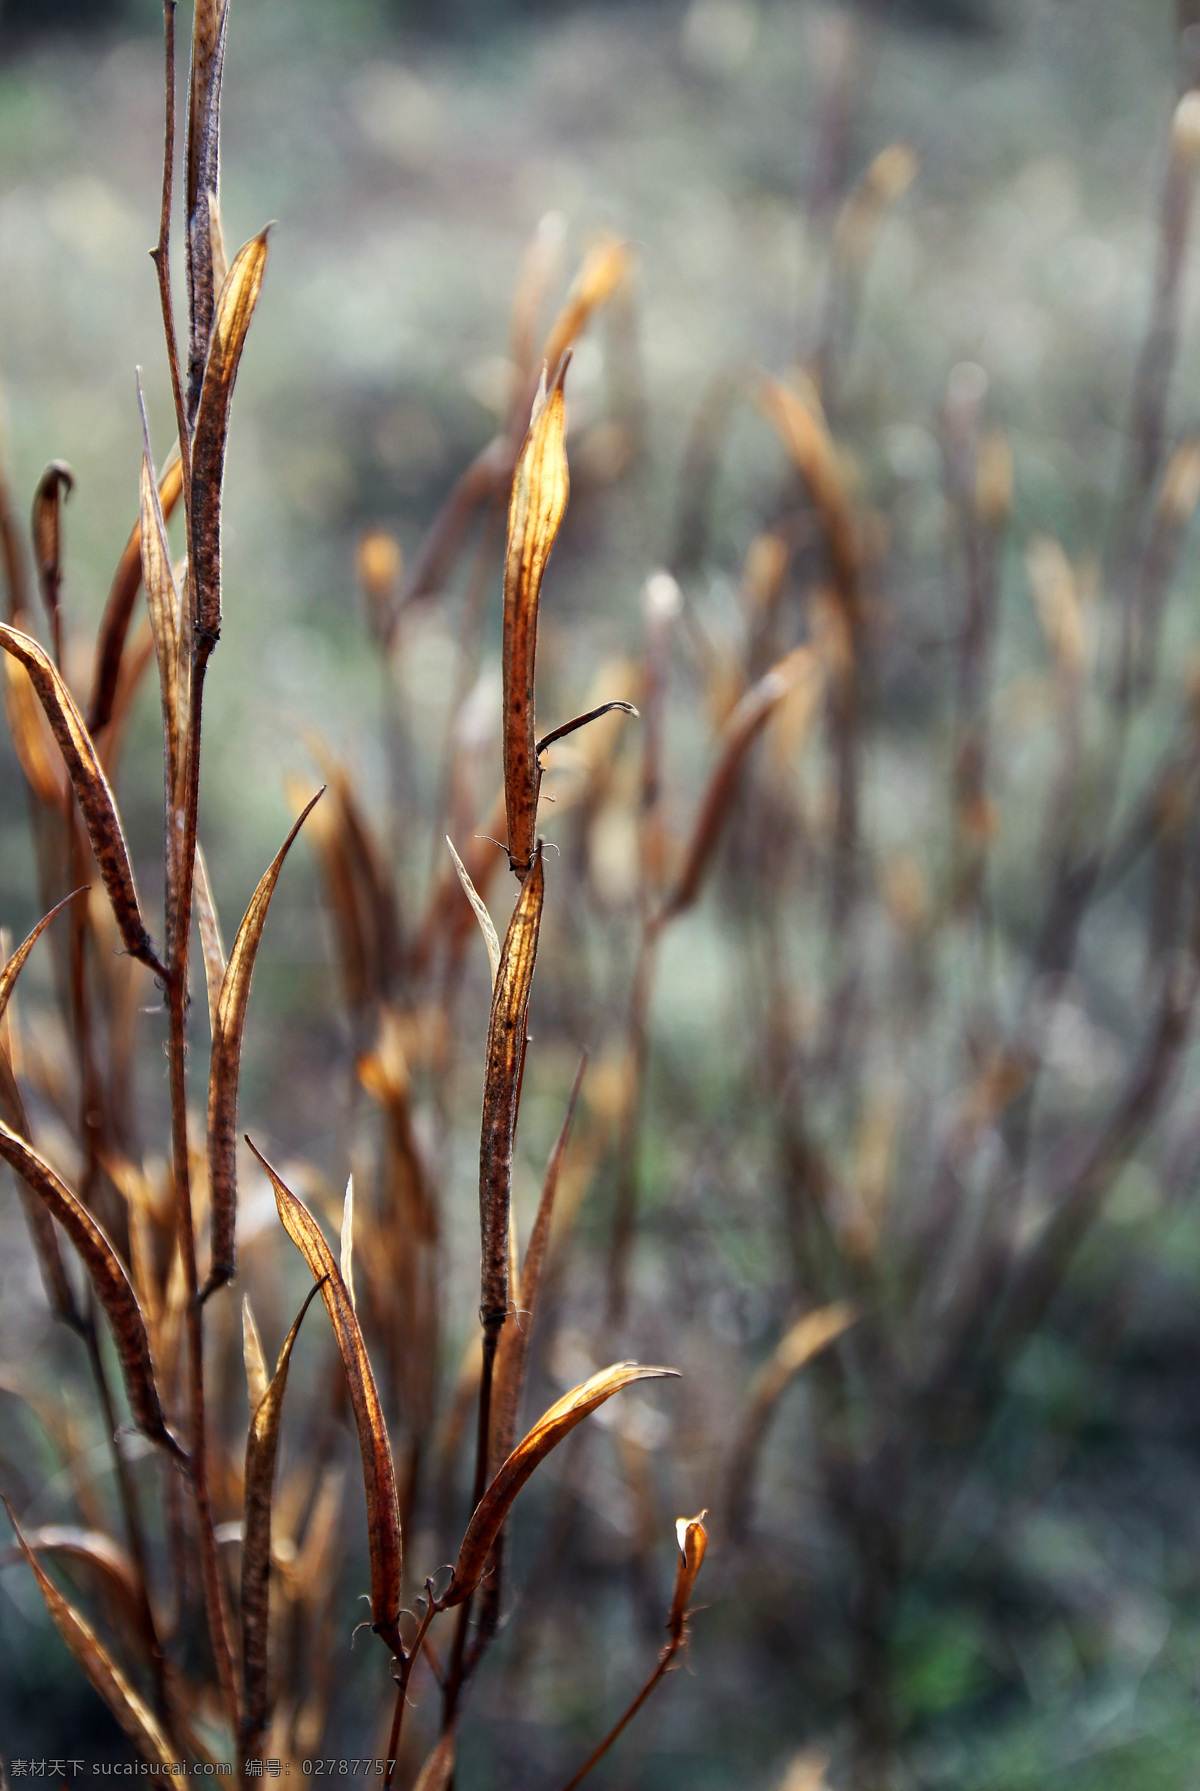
[150, 0, 191, 491]
[558, 1648, 677, 1791]
[383, 1591, 441, 1789]
[441, 1321, 500, 1732]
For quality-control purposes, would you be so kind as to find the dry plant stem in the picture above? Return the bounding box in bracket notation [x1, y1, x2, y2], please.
[440, 1318, 500, 1734]
[384, 1594, 440, 1788]
[168, 648, 238, 1740]
[558, 1645, 677, 1791]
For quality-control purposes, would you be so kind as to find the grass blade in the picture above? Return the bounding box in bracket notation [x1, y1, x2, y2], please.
[247, 1139, 403, 1651]
[3, 1501, 182, 1767]
[503, 364, 569, 877]
[203, 789, 323, 1299]
[240, 1278, 326, 1754]
[442, 1362, 678, 1606]
[0, 623, 165, 976]
[0, 1118, 182, 1458]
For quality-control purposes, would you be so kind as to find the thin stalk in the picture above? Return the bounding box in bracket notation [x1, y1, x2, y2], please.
[441, 1321, 500, 1732]
[383, 1590, 441, 1789]
[168, 646, 237, 1738]
[558, 1646, 678, 1791]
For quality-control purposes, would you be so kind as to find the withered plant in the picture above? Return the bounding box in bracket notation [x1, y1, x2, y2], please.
[0, 3, 706, 1781]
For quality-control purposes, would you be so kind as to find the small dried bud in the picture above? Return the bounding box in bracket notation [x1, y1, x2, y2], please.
[356, 530, 402, 642]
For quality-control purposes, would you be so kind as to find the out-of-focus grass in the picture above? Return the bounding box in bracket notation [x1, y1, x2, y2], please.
[4, 0, 1200, 1784]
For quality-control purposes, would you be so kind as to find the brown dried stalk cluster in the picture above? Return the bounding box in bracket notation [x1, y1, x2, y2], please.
[0, 2, 707, 1781]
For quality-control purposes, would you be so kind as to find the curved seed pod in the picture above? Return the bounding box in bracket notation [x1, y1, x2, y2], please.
[0, 625, 165, 976]
[660, 647, 818, 924]
[479, 848, 545, 1330]
[30, 461, 73, 659]
[0, 888, 87, 1028]
[4, 1501, 181, 1767]
[503, 365, 569, 877]
[190, 229, 270, 656]
[442, 1362, 678, 1607]
[667, 1511, 708, 1644]
[247, 1139, 402, 1650]
[240, 1278, 325, 1754]
[203, 790, 322, 1300]
[0, 1118, 182, 1457]
[87, 455, 184, 735]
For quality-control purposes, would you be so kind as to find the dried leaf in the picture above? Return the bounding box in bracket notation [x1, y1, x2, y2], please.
[247, 1140, 403, 1650]
[412, 1733, 456, 1791]
[0, 1523, 152, 1653]
[661, 647, 816, 922]
[0, 624, 165, 975]
[447, 835, 500, 988]
[0, 1118, 181, 1457]
[340, 1175, 356, 1313]
[190, 229, 270, 654]
[442, 1362, 678, 1606]
[194, 841, 227, 1041]
[240, 1279, 325, 1752]
[87, 455, 184, 735]
[479, 849, 545, 1329]
[4, 1500, 182, 1766]
[503, 365, 569, 876]
[0, 889, 86, 1030]
[242, 1294, 269, 1419]
[203, 790, 323, 1299]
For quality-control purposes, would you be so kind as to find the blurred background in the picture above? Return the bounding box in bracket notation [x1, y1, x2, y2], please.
[5, 0, 1200, 1786]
